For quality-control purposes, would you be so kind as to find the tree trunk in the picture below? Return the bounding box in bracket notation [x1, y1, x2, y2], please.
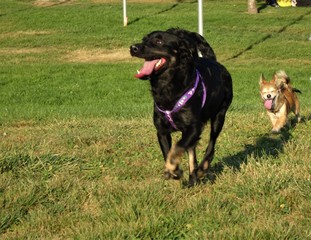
[248, 0, 258, 14]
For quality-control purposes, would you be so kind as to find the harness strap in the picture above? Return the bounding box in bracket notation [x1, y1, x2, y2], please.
[155, 69, 206, 130]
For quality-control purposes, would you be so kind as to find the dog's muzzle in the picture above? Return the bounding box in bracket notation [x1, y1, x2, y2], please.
[130, 44, 142, 56]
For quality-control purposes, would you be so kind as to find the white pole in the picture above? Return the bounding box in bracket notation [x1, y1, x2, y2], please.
[198, 0, 203, 36]
[123, 0, 128, 26]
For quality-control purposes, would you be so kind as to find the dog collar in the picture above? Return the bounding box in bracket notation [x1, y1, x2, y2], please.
[155, 69, 206, 130]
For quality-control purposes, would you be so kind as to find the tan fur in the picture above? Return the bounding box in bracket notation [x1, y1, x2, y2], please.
[187, 148, 197, 175]
[259, 70, 300, 132]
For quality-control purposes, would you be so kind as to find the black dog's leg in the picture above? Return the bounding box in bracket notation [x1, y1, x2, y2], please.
[164, 127, 201, 181]
[187, 147, 198, 187]
[157, 132, 172, 160]
[197, 110, 227, 179]
[157, 132, 183, 180]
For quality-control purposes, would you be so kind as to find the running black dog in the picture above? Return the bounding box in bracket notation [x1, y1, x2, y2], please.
[130, 28, 233, 186]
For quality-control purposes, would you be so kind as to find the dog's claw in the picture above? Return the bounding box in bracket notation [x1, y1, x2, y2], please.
[172, 168, 183, 180]
[163, 171, 171, 180]
[163, 168, 183, 180]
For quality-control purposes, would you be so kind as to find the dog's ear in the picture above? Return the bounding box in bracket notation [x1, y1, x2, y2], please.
[259, 73, 266, 85]
[178, 39, 198, 62]
[272, 72, 278, 82]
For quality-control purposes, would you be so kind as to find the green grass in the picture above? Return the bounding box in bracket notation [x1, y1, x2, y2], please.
[1, 0, 311, 239]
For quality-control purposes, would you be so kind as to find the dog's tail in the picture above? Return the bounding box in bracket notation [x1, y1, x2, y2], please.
[275, 70, 290, 84]
[275, 70, 302, 94]
[293, 88, 302, 94]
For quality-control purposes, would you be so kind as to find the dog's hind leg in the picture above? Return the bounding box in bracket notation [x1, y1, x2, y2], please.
[295, 99, 301, 123]
[197, 109, 227, 179]
[187, 147, 198, 187]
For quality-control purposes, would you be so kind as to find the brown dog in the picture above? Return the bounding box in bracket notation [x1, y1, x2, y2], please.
[259, 70, 301, 132]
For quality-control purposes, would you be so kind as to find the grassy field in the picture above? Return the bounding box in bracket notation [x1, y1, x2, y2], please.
[1, 0, 311, 239]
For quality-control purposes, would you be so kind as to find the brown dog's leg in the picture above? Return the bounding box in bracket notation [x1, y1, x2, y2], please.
[271, 105, 287, 132]
[273, 115, 287, 132]
[294, 98, 301, 123]
[268, 113, 278, 132]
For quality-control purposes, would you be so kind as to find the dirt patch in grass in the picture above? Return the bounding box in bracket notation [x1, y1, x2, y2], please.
[0, 48, 49, 55]
[0, 31, 56, 39]
[65, 48, 136, 63]
[34, 0, 177, 7]
[0, 47, 137, 63]
[91, 0, 178, 2]
[33, 0, 75, 7]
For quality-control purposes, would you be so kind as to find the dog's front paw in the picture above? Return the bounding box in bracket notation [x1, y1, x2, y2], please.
[271, 129, 280, 134]
[164, 145, 184, 180]
[163, 168, 183, 180]
[188, 173, 199, 187]
[196, 168, 207, 179]
[271, 126, 282, 133]
[194, 168, 215, 185]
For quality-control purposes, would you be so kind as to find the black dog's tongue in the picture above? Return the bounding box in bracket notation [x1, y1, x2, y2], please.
[135, 60, 158, 79]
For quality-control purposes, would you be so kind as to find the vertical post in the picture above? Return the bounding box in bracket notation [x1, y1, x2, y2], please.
[198, 0, 203, 36]
[123, 0, 128, 26]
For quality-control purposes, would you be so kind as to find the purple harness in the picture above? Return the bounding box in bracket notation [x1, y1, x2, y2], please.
[155, 69, 206, 130]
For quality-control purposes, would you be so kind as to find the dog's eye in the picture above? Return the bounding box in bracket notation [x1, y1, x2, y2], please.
[155, 39, 163, 45]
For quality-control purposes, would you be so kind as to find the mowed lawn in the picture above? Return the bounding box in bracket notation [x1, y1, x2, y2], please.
[0, 0, 311, 239]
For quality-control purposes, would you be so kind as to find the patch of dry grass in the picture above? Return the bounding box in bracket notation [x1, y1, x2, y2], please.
[0, 48, 50, 55]
[33, 0, 74, 7]
[0, 31, 55, 38]
[33, 0, 178, 7]
[64, 48, 134, 63]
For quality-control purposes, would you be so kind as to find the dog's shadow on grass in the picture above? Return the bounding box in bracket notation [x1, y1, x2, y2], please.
[208, 114, 311, 181]
[208, 116, 308, 181]
[191, 113, 311, 186]
[195, 129, 291, 186]
[221, 130, 290, 170]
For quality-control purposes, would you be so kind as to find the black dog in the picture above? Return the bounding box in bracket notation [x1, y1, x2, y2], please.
[130, 28, 233, 186]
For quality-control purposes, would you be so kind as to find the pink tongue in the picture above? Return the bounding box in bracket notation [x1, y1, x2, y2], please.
[264, 99, 273, 110]
[135, 60, 158, 78]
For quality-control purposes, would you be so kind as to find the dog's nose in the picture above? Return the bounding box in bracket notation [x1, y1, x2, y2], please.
[267, 94, 271, 99]
[130, 45, 139, 53]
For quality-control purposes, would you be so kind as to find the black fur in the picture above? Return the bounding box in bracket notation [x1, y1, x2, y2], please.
[293, 88, 302, 94]
[130, 28, 233, 186]
[166, 28, 217, 60]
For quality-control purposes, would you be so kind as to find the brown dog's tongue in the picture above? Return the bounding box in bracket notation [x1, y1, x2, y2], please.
[135, 60, 158, 78]
[264, 99, 273, 110]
